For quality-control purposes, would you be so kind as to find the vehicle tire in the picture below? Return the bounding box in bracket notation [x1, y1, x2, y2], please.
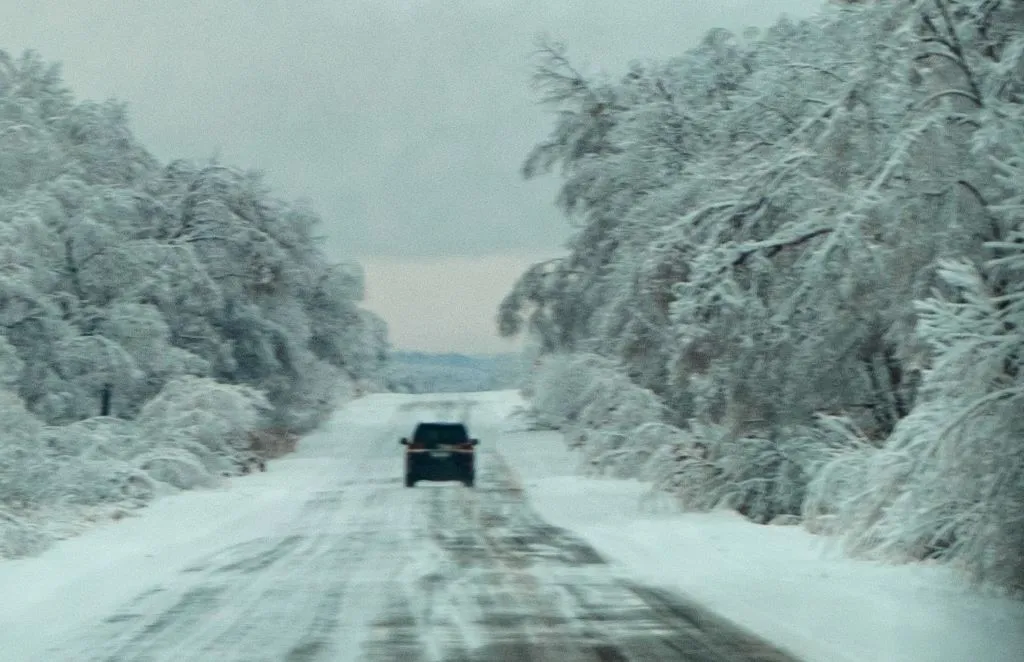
[463, 474, 475, 488]
[405, 474, 416, 488]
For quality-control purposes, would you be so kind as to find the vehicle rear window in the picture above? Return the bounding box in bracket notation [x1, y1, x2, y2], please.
[413, 424, 468, 447]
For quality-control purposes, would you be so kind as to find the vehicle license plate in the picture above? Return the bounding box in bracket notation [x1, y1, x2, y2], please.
[430, 451, 451, 458]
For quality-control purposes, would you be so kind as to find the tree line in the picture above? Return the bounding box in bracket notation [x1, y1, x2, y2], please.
[501, 0, 1023, 595]
[0, 50, 388, 555]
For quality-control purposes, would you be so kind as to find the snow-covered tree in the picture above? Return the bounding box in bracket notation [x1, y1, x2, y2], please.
[0, 47, 389, 557]
[505, 0, 1024, 593]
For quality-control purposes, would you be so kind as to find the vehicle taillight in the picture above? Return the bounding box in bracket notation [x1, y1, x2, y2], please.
[407, 443, 425, 450]
[455, 443, 474, 451]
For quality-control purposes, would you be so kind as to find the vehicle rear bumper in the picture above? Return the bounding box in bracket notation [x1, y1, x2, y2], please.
[405, 451, 474, 481]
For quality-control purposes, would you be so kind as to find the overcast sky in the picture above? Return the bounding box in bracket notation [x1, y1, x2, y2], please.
[4, 0, 825, 352]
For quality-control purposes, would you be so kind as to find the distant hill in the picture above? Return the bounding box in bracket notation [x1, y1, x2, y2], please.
[383, 351, 525, 393]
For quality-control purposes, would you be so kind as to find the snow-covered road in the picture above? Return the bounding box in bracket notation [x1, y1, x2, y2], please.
[0, 393, 801, 662]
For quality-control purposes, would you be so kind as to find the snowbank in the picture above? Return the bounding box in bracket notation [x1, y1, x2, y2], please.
[493, 396, 1024, 662]
[0, 445, 344, 660]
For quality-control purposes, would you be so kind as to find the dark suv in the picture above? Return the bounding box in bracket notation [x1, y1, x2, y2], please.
[401, 422, 478, 487]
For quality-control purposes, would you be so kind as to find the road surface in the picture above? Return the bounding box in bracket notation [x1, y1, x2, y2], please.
[36, 394, 803, 661]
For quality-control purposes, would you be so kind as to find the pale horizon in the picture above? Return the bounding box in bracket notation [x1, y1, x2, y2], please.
[361, 252, 563, 354]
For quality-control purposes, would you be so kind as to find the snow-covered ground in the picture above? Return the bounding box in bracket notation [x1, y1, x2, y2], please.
[490, 391, 1024, 662]
[0, 389, 1020, 661]
[0, 427, 352, 660]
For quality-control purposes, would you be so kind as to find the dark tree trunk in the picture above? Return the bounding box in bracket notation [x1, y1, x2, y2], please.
[100, 383, 112, 416]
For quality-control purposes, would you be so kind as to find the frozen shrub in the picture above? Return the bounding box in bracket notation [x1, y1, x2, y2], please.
[0, 390, 52, 507]
[528, 353, 619, 429]
[527, 352, 687, 481]
[264, 358, 350, 434]
[644, 420, 721, 511]
[44, 416, 140, 460]
[134, 448, 219, 491]
[642, 416, 859, 522]
[706, 426, 833, 524]
[803, 448, 871, 537]
[40, 413, 205, 504]
[807, 255, 1024, 594]
[247, 428, 299, 459]
[0, 508, 51, 558]
[574, 379, 667, 478]
[0, 336, 23, 387]
[136, 376, 271, 475]
[51, 459, 148, 506]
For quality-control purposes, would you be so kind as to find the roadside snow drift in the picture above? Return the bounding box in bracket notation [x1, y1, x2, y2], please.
[493, 390, 1024, 662]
